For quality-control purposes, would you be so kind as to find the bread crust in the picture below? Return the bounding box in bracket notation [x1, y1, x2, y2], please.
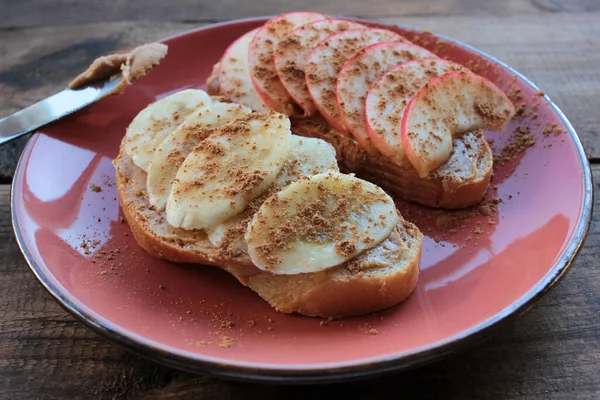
[291, 118, 493, 209]
[247, 231, 421, 317]
[114, 151, 422, 318]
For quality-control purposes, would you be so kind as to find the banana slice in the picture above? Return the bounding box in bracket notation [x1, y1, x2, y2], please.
[147, 102, 252, 210]
[206, 135, 339, 254]
[272, 135, 340, 188]
[245, 172, 400, 275]
[124, 89, 212, 171]
[166, 111, 292, 230]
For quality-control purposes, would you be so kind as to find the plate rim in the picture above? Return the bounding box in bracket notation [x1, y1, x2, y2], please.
[10, 16, 594, 383]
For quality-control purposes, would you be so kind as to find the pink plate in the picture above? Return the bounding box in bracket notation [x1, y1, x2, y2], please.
[11, 17, 592, 383]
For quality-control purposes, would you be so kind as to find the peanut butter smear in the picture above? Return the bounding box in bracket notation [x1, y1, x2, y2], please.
[68, 43, 168, 93]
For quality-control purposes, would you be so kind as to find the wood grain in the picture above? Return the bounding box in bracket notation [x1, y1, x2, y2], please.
[1, 166, 598, 398]
[1, 1, 599, 398]
[3, 0, 599, 29]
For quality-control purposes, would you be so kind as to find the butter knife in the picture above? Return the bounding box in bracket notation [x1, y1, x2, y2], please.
[0, 74, 123, 146]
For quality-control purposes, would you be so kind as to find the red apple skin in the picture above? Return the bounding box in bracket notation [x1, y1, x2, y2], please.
[274, 18, 365, 117]
[365, 58, 465, 165]
[336, 42, 437, 151]
[401, 71, 515, 177]
[305, 28, 406, 133]
[218, 28, 269, 111]
[248, 12, 326, 115]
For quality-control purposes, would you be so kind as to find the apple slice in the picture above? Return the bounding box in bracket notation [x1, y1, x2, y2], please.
[365, 58, 466, 165]
[218, 28, 269, 112]
[401, 71, 515, 177]
[336, 42, 436, 151]
[305, 28, 407, 133]
[274, 18, 365, 116]
[248, 11, 325, 115]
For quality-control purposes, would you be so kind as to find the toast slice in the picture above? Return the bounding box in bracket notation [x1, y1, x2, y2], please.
[292, 117, 493, 209]
[207, 66, 493, 209]
[114, 149, 422, 318]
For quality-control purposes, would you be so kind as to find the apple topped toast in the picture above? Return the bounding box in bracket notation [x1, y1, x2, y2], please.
[113, 12, 516, 318]
[207, 12, 515, 208]
[114, 90, 423, 318]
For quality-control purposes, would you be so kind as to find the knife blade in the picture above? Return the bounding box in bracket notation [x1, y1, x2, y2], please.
[0, 74, 123, 146]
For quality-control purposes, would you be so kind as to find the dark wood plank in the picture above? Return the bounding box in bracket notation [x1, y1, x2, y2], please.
[2, 0, 599, 29]
[1, 166, 599, 399]
[0, 21, 197, 182]
[0, 12, 598, 181]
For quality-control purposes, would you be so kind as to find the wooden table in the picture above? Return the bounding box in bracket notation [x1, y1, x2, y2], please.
[1, 1, 599, 398]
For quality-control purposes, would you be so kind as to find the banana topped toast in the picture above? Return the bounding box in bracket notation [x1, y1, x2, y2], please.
[114, 12, 517, 318]
[114, 90, 423, 318]
[207, 12, 515, 208]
